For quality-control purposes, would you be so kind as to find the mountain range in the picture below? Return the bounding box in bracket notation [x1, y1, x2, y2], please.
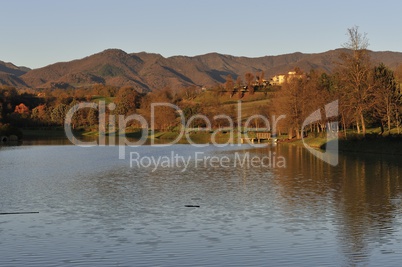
[0, 60, 31, 88]
[1, 49, 402, 92]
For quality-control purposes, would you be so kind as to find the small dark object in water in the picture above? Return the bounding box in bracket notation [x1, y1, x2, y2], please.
[184, 205, 200, 208]
[0, 212, 39, 215]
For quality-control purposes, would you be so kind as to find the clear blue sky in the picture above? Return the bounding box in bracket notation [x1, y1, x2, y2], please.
[1, 0, 401, 69]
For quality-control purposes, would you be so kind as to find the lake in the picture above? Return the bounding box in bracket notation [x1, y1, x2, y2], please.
[1, 142, 402, 266]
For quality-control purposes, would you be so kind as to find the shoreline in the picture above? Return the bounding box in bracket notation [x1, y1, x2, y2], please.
[278, 135, 402, 156]
[9, 128, 402, 157]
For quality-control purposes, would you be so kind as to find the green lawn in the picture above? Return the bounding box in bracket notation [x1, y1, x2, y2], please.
[91, 95, 115, 104]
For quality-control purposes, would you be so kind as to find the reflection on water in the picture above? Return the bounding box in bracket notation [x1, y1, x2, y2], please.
[0, 143, 401, 266]
[271, 145, 402, 265]
[21, 136, 191, 146]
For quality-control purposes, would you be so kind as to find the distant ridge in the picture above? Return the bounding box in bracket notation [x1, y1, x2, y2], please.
[0, 60, 30, 87]
[2, 49, 402, 91]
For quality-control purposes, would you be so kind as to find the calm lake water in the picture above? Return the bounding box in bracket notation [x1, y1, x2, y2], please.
[1, 142, 402, 266]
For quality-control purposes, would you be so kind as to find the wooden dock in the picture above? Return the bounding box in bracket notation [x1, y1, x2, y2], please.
[241, 132, 271, 144]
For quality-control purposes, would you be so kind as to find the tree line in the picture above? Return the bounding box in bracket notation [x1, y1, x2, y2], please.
[1, 26, 401, 138]
[271, 26, 402, 138]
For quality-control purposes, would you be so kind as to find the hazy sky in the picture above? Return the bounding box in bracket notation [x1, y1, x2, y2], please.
[1, 0, 401, 68]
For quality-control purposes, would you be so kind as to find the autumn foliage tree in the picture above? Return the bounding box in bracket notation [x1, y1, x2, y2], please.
[270, 68, 338, 139]
[31, 104, 49, 125]
[272, 75, 307, 139]
[245, 72, 255, 95]
[114, 86, 140, 116]
[232, 76, 242, 98]
[141, 88, 178, 131]
[225, 75, 234, 96]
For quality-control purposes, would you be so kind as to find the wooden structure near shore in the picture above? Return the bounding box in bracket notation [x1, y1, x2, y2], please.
[241, 132, 271, 144]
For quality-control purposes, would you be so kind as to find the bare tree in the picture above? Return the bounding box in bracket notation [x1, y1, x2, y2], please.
[394, 65, 402, 133]
[372, 63, 399, 133]
[338, 26, 373, 136]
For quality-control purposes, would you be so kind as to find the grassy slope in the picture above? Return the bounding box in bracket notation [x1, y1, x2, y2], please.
[194, 91, 272, 119]
[280, 133, 402, 156]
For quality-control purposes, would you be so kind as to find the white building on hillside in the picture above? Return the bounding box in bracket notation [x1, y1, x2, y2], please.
[270, 71, 301, 85]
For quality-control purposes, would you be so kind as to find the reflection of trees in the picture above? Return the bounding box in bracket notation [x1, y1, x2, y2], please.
[334, 154, 401, 265]
[273, 145, 402, 265]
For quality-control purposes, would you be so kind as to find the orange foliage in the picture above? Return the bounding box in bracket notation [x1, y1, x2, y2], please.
[14, 103, 30, 114]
